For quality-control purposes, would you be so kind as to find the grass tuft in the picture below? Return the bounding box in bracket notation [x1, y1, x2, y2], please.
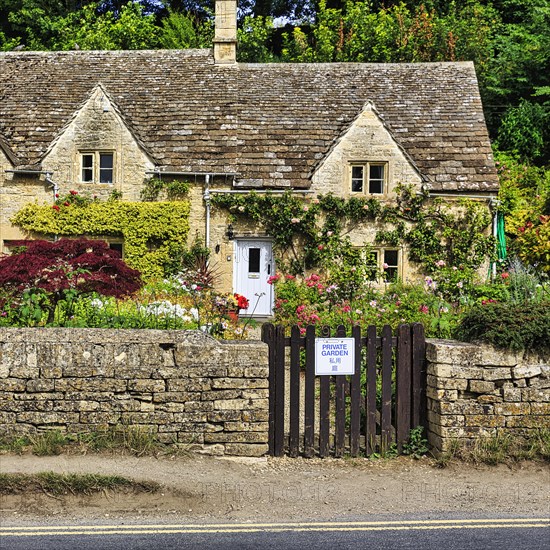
[0, 472, 160, 496]
[434, 429, 550, 467]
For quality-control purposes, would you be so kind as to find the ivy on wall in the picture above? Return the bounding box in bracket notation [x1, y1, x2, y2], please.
[11, 193, 190, 280]
[379, 185, 495, 272]
[212, 191, 381, 273]
[212, 186, 495, 276]
[140, 178, 191, 202]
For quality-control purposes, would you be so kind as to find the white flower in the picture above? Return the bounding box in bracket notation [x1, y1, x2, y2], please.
[90, 298, 106, 309]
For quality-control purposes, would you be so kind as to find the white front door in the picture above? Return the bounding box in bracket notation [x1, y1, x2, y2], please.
[234, 240, 274, 317]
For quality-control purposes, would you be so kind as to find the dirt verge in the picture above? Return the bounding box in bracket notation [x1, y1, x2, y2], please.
[0, 453, 548, 523]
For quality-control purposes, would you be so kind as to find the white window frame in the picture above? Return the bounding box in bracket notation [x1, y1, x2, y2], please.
[80, 151, 114, 184]
[350, 162, 387, 195]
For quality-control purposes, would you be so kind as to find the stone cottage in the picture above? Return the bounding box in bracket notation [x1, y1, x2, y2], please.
[0, 0, 499, 316]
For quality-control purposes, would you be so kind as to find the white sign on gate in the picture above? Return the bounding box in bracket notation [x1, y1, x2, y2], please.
[315, 338, 355, 375]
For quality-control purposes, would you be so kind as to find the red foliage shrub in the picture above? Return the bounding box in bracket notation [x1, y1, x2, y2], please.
[0, 238, 142, 298]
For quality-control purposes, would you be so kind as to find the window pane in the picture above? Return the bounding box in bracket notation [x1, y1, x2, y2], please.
[368, 164, 385, 194]
[99, 153, 113, 183]
[82, 154, 93, 182]
[368, 180, 383, 194]
[109, 243, 123, 257]
[351, 166, 363, 192]
[248, 248, 260, 273]
[370, 165, 384, 180]
[384, 249, 398, 266]
[383, 249, 398, 282]
[100, 153, 113, 169]
[365, 250, 378, 281]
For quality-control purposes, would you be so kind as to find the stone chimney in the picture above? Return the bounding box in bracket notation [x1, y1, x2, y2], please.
[214, 0, 237, 64]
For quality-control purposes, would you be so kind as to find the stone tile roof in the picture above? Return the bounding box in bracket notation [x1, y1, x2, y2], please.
[0, 49, 498, 192]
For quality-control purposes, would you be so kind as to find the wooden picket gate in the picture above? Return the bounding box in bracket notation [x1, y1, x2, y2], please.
[261, 323, 426, 458]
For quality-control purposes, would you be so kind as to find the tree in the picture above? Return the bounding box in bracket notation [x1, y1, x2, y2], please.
[49, 1, 160, 50]
[158, 8, 213, 49]
[0, 238, 142, 325]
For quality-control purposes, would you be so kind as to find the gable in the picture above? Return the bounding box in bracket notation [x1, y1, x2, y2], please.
[310, 102, 423, 197]
[42, 84, 155, 176]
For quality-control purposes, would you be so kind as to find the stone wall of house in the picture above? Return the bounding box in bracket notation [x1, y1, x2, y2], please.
[0, 173, 52, 248]
[0, 328, 269, 457]
[426, 340, 550, 453]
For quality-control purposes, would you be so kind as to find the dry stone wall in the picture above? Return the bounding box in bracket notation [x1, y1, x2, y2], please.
[426, 340, 550, 453]
[0, 328, 269, 457]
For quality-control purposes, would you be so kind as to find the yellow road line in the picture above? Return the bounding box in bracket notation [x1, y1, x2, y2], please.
[2, 517, 548, 531]
[1, 519, 548, 537]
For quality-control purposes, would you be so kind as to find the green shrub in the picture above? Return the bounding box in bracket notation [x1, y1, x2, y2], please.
[455, 301, 550, 352]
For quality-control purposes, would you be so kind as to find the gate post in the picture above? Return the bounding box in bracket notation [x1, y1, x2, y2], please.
[411, 323, 427, 430]
[396, 324, 412, 452]
[261, 323, 276, 456]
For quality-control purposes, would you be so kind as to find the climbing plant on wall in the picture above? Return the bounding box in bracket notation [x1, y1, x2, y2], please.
[211, 186, 495, 278]
[11, 192, 190, 280]
[212, 190, 381, 273]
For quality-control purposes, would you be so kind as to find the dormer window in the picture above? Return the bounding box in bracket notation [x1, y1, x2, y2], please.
[80, 152, 114, 184]
[350, 162, 387, 195]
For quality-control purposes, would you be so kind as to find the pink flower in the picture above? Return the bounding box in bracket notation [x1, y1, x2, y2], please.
[267, 274, 280, 285]
[435, 260, 446, 267]
[419, 305, 429, 314]
[326, 231, 333, 237]
[303, 205, 309, 212]
[317, 244, 324, 250]
[501, 272, 509, 280]
[285, 274, 295, 280]
[291, 217, 300, 224]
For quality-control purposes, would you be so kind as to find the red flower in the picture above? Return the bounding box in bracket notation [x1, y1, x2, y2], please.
[52, 205, 60, 211]
[501, 272, 509, 280]
[55, 193, 59, 198]
[234, 293, 249, 310]
[63, 201, 70, 206]
[69, 190, 78, 195]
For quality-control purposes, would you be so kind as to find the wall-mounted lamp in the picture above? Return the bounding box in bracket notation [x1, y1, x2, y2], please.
[226, 224, 235, 240]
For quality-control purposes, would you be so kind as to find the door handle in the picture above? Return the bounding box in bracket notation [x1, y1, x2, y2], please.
[267, 264, 271, 275]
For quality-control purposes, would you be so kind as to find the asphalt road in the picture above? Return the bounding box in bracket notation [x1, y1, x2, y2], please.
[1, 518, 549, 550]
